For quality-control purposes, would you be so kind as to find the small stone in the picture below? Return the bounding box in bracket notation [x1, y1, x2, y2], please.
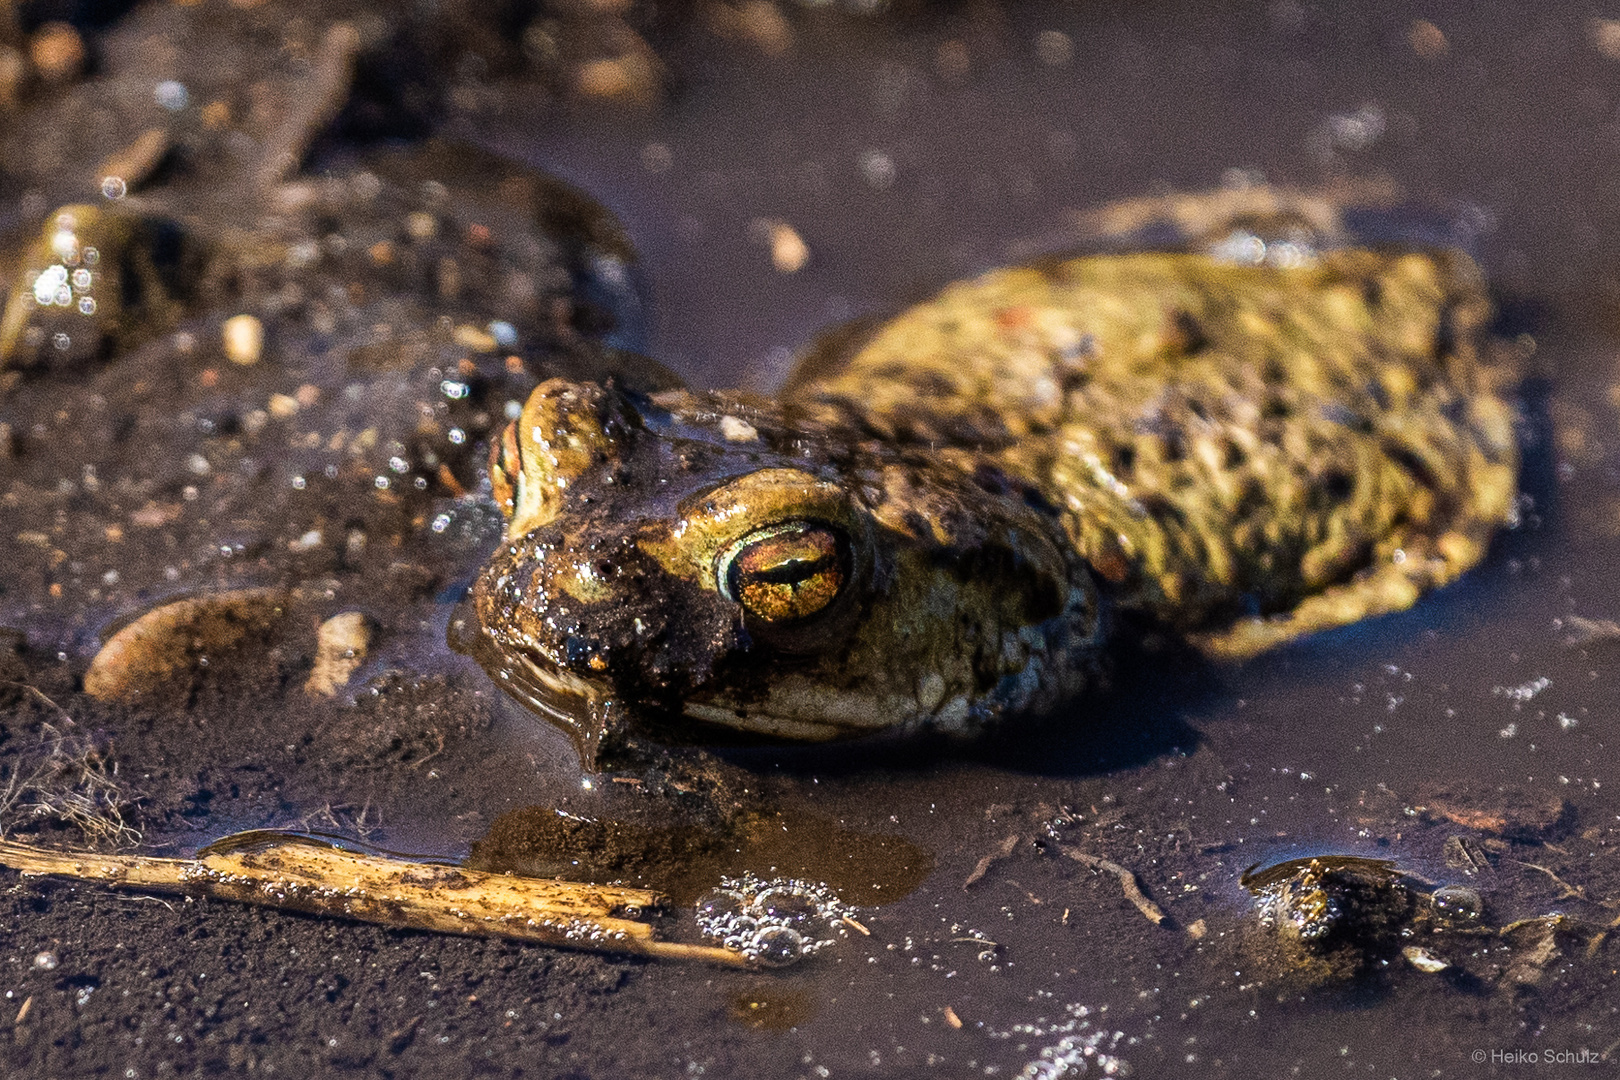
[736, 1, 792, 56]
[1034, 29, 1074, 68]
[1408, 19, 1447, 58]
[573, 45, 663, 108]
[405, 211, 438, 242]
[718, 415, 758, 443]
[29, 23, 86, 84]
[1592, 17, 1620, 60]
[452, 324, 497, 353]
[288, 529, 323, 553]
[267, 393, 299, 419]
[222, 314, 264, 365]
[201, 100, 231, 129]
[305, 612, 372, 697]
[1402, 945, 1449, 973]
[769, 222, 809, 274]
[84, 590, 288, 701]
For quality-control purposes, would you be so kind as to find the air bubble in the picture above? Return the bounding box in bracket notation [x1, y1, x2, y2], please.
[753, 887, 818, 926]
[723, 914, 761, 946]
[749, 925, 805, 968]
[694, 888, 747, 922]
[1430, 885, 1483, 922]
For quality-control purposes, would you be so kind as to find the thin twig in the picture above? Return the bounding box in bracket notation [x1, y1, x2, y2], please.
[95, 127, 171, 193]
[1513, 860, 1585, 900]
[1059, 845, 1167, 926]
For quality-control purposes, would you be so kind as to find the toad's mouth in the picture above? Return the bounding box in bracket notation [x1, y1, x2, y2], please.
[482, 649, 609, 739]
[677, 701, 852, 742]
[481, 638, 901, 747]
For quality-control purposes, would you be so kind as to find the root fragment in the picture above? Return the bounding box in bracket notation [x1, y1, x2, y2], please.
[964, 833, 1019, 889]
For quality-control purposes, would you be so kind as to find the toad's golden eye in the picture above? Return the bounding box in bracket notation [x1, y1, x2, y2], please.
[718, 521, 849, 623]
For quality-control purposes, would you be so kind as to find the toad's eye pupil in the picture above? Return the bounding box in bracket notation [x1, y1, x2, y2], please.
[720, 522, 848, 623]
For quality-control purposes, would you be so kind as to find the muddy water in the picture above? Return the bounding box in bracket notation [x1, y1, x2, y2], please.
[472, 4, 1620, 1076]
[3, 2, 1620, 1077]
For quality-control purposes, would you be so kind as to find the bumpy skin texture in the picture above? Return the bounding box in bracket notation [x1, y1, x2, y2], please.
[472, 379, 1103, 761]
[799, 248, 1518, 657]
[471, 244, 1517, 760]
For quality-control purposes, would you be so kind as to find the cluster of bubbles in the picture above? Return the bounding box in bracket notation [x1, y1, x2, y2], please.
[31, 213, 101, 318]
[692, 874, 855, 969]
[1014, 1005, 1130, 1079]
[1250, 878, 1340, 943]
[1205, 227, 1320, 270]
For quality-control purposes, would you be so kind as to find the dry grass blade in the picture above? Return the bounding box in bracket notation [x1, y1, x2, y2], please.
[0, 831, 747, 966]
[0, 710, 140, 848]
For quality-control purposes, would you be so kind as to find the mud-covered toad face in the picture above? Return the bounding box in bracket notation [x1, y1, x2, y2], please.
[469, 378, 1102, 762]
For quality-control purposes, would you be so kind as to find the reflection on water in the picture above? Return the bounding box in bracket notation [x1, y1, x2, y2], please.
[468, 803, 933, 907]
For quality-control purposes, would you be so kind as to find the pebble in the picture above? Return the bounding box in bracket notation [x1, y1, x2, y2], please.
[1402, 945, 1450, 973]
[573, 35, 663, 107]
[305, 612, 372, 697]
[769, 222, 809, 274]
[1409, 19, 1448, 59]
[0, 46, 26, 108]
[222, 314, 264, 365]
[718, 415, 759, 443]
[29, 22, 85, 84]
[451, 324, 497, 352]
[405, 211, 438, 242]
[84, 590, 288, 701]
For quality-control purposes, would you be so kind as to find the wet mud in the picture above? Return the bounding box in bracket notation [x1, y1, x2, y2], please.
[3, 1, 1620, 1077]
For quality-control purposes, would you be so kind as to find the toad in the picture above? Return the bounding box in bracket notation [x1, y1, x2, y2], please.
[470, 209, 1520, 765]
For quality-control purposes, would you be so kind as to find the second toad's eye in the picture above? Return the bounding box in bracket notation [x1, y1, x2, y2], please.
[718, 521, 849, 623]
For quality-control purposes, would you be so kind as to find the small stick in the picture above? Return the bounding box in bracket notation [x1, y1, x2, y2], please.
[95, 128, 172, 193]
[1059, 845, 1167, 926]
[0, 832, 747, 966]
[256, 21, 362, 188]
